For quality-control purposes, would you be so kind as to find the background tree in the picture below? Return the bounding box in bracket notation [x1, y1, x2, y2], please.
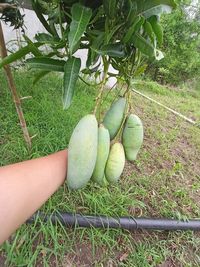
[146, 0, 200, 86]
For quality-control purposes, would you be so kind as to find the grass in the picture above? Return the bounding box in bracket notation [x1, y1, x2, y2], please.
[134, 80, 200, 122]
[0, 70, 200, 266]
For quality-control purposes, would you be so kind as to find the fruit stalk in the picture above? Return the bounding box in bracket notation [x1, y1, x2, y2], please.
[114, 86, 131, 142]
[93, 57, 109, 120]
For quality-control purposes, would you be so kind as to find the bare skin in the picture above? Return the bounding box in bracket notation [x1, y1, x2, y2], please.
[0, 150, 68, 245]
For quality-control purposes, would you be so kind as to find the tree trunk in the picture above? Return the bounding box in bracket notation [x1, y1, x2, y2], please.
[0, 22, 31, 149]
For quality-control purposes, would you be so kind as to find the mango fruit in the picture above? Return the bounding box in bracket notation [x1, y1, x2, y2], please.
[122, 114, 143, 161]
[67, 114, 98, 189]
[105, 142, 125, 183]
[103, 97, 126, 140]
[92, 125, 110, 185]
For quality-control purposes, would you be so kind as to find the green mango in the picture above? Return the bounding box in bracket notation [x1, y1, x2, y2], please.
[67, 114, 98, 189]
[122, 114, 143, 161]
[92, 125, 110, 185]
[103, 97, 126, 140]
[105, 142, 125, 183]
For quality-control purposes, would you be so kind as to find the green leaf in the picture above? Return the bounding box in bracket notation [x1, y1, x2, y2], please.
[32, 0, 54, 35]
[82, 62, 101, 75]
[126, 1, 137, 27]
[86, 48, 100, 69]
[35, 33, 58, 43]
[107, 23, 124, 43]
[33, 71, 51, 86]
[103, 0, 117, 19]
[136, 0, 177, 18]
[0, 43, 42, 68]
[111, 59, 121, 71]
[132, 34, 155, 57]
[90, 32, 105, 50]
[95, 43, 125, 58]
[148, 16, 163, 45]
[87, 32, 104, 67]
[23, 35, 43, 57]
[26, 57, 66, 72]
[68, 3, 92, 54]
[134, 64, 148, 76]
[63, 57, 81, 109]
[123, 16, 142, 43]
[86, 49, 92, 68]
[143, 21, 155, 43]
[34, 33, 66, 49]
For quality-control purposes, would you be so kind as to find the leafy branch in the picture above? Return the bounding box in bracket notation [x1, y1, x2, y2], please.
[0, 0, 177, 114]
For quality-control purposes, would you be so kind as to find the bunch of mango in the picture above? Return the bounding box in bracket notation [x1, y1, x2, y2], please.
[67, 98, 144, 190]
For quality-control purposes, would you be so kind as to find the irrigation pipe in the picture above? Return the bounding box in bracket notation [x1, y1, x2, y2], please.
[27, 212, 200, 231]
[131, 87, 197, 126]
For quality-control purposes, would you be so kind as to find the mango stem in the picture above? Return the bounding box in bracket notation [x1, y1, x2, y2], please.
[93, 57, 109, 121]
[114, 85, 131, 142]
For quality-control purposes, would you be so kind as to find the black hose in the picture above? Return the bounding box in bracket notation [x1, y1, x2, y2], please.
[27, 212, 200, 231]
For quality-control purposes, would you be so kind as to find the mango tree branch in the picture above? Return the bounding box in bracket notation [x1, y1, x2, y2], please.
[0, 22, 31, 148]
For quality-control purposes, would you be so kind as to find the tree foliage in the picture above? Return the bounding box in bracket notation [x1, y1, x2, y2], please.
[0, 0, 177, 109]
[146, 0, 200, 85]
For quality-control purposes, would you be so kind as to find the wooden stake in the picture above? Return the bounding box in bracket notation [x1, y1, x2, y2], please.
[0, 22, 31, 148]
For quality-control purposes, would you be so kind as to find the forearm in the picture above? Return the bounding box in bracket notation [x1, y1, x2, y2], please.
[0, 150, 68, 245]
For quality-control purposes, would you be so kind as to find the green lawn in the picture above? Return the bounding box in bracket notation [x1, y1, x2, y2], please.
[0, 70, 200, 266]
